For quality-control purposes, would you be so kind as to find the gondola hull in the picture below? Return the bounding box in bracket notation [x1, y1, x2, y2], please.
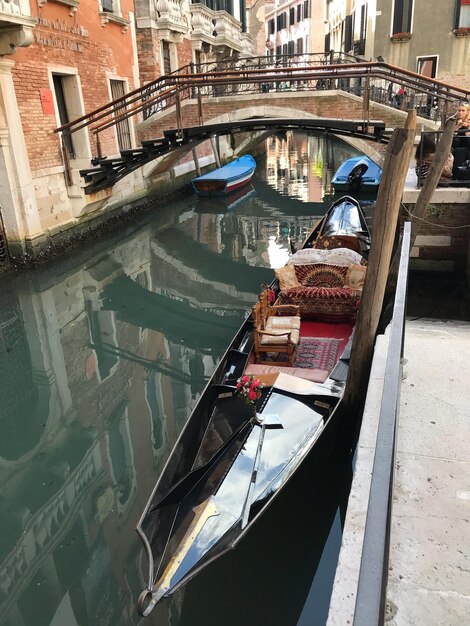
[136, 196, 371, 616]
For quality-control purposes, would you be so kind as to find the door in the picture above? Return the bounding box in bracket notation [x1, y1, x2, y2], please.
[53, 74, 75, 158]
[417, 56, 438, 118]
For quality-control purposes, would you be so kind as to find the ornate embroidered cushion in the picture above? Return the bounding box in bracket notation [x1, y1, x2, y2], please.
[275, 265, 300, 289]
[278, 286, 359, 321]
[312, 235, 362, 254]
[344, 263, 367, 290]
[294, 264, 348, 288]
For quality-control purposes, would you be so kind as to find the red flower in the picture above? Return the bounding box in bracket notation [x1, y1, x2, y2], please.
[235, 374, 265, 407]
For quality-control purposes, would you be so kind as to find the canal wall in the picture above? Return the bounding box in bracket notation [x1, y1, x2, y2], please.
[402, 172, 470, 274]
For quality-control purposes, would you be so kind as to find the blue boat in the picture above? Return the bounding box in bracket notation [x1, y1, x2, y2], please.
[192, 155, 256, 195]
[332, 156, 382, 191]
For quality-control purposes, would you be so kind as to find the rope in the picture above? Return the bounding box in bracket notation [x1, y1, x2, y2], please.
[401, 202, 470, 229]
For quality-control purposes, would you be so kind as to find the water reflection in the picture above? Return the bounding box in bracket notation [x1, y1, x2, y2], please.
[0, 132, 366, 626]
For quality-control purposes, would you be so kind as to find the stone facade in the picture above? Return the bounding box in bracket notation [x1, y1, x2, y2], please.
[324, 0, 470, 88]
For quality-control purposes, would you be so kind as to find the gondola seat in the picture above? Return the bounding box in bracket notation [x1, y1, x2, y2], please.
[245, 363, 330, 383]
[252, 295, 300, 366]
[276, 263, 364, 322]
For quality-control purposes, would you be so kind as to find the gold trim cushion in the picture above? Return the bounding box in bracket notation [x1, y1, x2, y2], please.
[344, 263, 367, 290]
[260, 329, 300, 346]
[288, 247, 363, 267]
[275, 265, 300, 289]
[266, 316, 301, 330]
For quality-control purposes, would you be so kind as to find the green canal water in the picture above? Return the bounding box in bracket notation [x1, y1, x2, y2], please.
[0, 133, 369, 626]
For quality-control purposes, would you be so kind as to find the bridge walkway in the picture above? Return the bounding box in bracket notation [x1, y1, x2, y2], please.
[80, 117, 387, 194]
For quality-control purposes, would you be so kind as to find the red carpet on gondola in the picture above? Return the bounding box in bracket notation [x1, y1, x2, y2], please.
[294, 336, 342, 371]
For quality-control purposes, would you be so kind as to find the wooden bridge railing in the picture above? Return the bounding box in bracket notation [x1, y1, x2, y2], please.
[54, 53, 470, 160]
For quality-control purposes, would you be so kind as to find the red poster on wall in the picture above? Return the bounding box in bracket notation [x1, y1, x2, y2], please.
[39, 88, 55, 115]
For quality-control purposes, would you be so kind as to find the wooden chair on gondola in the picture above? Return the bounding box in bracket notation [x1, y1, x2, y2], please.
[252, 290, 300, 366]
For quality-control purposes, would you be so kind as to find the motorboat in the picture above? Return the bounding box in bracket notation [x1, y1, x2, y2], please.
[332, 156, 382, 191]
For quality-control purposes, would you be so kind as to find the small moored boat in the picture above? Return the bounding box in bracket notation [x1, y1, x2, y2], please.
[192, 155, 256, 195]
[332, 156, 382, 192]
[136, 195, 371, 616]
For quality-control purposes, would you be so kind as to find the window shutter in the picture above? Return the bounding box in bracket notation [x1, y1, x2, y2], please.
[324, 32, 331, 54]
[344, 15, 353, 52]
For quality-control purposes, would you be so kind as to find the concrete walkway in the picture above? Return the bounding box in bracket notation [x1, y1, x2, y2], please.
[387, 319, 470, 624]
[327, 319, 470, 625]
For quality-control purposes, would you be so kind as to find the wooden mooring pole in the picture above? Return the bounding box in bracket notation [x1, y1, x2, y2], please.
[342, 110, 417, 413]
[387, 116, 457, 289]
[210, 134, 221, 168]
[408, 117, 456, 247]
[192, 148, 201, 177]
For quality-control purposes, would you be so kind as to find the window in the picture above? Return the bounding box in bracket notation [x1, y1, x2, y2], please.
[454, 0, 470, 27]
[290, 7, 295, 25]
[102, 0, 114, 12]
[161, 40, 171, 75]
[268, 18, 275, 34]
[392, 0, 413, 34]
[110, 79, 132, 152]
[343, 14, 353, 52]
[303, 0, 309, 19]
[324, 32, 331, 54]
[296, 38, 303, 54]
[360, 4, 367, 42]
[287, 40, 295, 55]
[297, 5, 302, 22]
[277, 13, 287, 30]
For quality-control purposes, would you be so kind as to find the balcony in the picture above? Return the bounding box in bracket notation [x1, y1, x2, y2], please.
[155, 0, 189, 41]
[190, 3, 253, 54]
[0, 0, 37, 55]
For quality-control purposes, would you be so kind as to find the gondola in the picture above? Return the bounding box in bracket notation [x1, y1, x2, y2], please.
[192, 155, 256, 195]
[136, 195, 371, 616]
[332, 156, 382, 192]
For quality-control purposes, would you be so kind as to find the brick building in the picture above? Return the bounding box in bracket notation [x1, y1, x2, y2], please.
[0, 0, 140, 258]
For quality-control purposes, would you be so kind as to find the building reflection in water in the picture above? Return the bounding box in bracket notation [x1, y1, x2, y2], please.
[0, 132, 366, 626]
[265, 131, 360, 202]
